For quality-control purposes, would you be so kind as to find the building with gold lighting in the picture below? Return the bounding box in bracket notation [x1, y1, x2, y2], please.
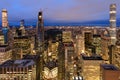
[0, 59, 36, 80]
[75, 34, 85, 55]
[0, 45, 12, 64]
[13, 36, 34, 59]
[81, 55, 103, 80]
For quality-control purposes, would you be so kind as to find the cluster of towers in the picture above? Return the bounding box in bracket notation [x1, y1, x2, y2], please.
[0, 3, 118, 80]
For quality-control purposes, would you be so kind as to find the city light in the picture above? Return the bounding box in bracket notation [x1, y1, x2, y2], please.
[0, 1, 120, 80]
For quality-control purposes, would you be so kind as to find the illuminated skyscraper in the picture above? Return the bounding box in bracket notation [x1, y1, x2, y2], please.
[19, 20, 25, 36]
[36, 11, 44, 80]
[2, 9, 8, 28]
[37, 11, 44, 43]
[109, 4, 117, 45]
[1, 9, 9, 44]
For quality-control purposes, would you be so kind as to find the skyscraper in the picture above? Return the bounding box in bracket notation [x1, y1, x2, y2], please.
[36, 11, 44, 80]
[37, 11, 44, 43]
[109, 4, 117, 45]
[1, 9, 9, 44]
[2, 9, 8, 28]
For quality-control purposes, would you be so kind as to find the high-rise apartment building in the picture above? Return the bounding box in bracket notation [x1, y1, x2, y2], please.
[1, 9, 9, 44]
[36, 11, 44, 80]
[2, 9, 8, 28]
[37, 11, 44, 45]
[109, 4, 117, 45]
[36, 11, 44, 54]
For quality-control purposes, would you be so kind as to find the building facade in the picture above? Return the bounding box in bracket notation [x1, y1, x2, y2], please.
[13, 36, 33, 59]
[76, 35, 85, 55]
[109, 4, 117, 45]
[0, 45, 12, 64]
[110, 41, 120, 69]
[101, 30, 111, 61]
[0, 59, 36, 80]
[81, 55, 103, 80]
[2, 9, 8, 28]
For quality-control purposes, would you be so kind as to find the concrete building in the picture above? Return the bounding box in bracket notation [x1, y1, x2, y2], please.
[81, 55, 103, 80]
[0, 59, 36, 80]
[0, 45, 12, 64]
[100, 64, 120, 80]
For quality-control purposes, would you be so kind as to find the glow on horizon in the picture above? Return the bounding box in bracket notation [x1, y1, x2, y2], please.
[0, 0, 120, 25]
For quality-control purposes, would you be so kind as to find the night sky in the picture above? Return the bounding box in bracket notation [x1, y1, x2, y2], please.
[0, 0, 120, 26]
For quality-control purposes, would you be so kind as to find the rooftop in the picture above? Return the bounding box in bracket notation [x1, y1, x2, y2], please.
[0, 44, 8, 47]
[23, 55, 40, 61]
[0, 59, 35, 68]
[14, 36, 29, 39]
[101, 64, 119, 70]
[82, 55, 103, 60]
[93, 34, 101, 37]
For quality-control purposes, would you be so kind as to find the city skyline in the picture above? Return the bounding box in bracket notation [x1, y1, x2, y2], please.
[0, 0, 120, 26]
[0, 3, 120, 80]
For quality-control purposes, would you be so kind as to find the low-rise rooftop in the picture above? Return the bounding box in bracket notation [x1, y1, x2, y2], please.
[101, 64, 119, 70]
[0, 59, 35, 68]
[82, 55, 103, 60]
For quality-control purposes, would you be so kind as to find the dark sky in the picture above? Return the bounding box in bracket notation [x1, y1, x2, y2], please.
[0, 0, 120, 26]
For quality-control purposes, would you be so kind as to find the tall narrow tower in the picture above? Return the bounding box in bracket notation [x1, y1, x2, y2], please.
[1, 9, 9, 44]
[36, 11, 44, 80]
[38, 11, 44, 42]
[2, 9, 8, 28]
[37, 11, 44, 54]
[109, 4, 117, 45]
